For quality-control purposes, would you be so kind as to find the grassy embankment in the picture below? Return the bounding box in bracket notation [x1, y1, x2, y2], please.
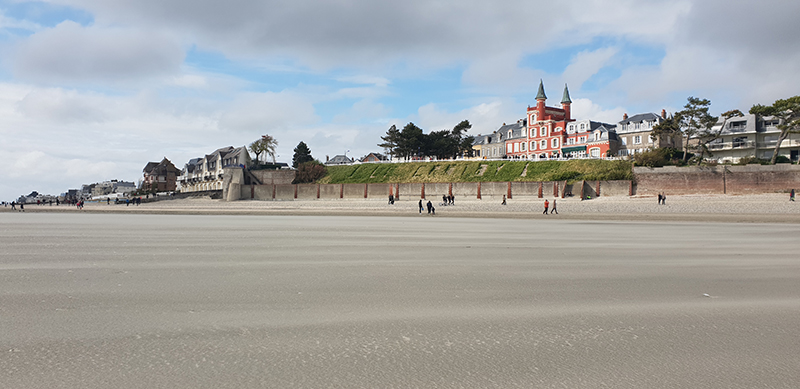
[318, 160, 633, 184]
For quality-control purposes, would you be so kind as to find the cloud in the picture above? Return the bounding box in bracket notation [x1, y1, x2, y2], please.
[13, 20, 183, 84]
[562, 47, 619, 89]
[217, 91, 318, 133]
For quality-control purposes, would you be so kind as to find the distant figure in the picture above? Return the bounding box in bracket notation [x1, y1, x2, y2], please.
[661, 192, 666, 205]
[107, 198, 110, 205]
[388, 194, 394, 205]
[551, 199, 558, 214]
[442, 194, 448, 206]
[126, 198, 130, 206]
[56, 199, 59, 205]
[543, 199, 549, 214]
[501, 195, 506, 205]
[11, 201, 16, 210]
[19, 203, 24, 212]
[427, 200, 433, 214]
[418, 199, 423, 213]
[449, 195, 454, 205]
[791, 189, 795, 202]
[658, 193, 663, 205]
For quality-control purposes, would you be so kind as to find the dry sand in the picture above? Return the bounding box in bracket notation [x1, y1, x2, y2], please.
[6, 193, 800, 223]
[1, 213, 799, 388]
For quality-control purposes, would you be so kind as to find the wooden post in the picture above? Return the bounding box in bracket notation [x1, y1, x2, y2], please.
[448, 183, 453, 197]
[596, 181, 601, 197]
[251, 185, 254, 199]
[317, 184, 320, 199]
[553, 182, 558, 197]
[272, 185, 276, 200]
[421, 183, 425, 199]
[507, 182, 512, 199]
[538, 182, 543, 198]
[364, 183, 368, 198]
[395, 184, 400, 200]
[340, 184, 344, 199]
[477, 182, 482, 199]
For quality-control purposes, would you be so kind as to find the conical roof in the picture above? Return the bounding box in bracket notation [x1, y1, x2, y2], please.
[561, 84, 572, 104]
[536, 80, 547, 100]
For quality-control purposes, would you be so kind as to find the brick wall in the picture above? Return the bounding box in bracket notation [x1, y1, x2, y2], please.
[634, 165, 800, 195]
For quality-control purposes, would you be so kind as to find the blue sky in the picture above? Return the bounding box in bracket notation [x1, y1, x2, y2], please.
[1, 0, 799, 200]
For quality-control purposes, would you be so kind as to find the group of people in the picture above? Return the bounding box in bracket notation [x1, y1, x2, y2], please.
[543, 199, 558, 214]
[418, 199, 435, 215]
[441, 194, 455, 206]
[657, 192, 667, 205]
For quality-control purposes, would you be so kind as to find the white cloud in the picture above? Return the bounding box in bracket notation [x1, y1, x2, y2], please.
[217, 91, 318, 133]
[562, 47, 619, 89]
[13, 20, 183, 84]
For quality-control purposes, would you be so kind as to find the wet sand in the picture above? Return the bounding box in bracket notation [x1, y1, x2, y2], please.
[1, 213, 799, 388]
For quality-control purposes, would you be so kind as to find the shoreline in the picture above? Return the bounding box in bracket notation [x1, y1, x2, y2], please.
[3, 193, 800, 224]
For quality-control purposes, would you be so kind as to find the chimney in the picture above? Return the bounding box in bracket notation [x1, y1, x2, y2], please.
[661, 109, 666, 119]
[326, 155, 329, 162]
[623, 113, 628, 120]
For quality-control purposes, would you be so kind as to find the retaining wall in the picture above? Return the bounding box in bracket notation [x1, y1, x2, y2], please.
[634, 165, 800, 195]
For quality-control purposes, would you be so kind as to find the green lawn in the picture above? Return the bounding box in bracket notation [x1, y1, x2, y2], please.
[318, 160, 633, 184]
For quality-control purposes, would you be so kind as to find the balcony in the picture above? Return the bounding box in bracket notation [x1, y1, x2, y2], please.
[758, 139, 800, 148]
[707, 140, 755, 150]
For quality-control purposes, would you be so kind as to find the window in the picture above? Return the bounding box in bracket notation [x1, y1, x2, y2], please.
[513, 143, 519, 152]
[555, 127, 562, 133]
[507, 143, 513, 153]
[580, 123, 585, 130]
[634, 135, 642, 144]
[508, 131, 512, 138]
[530, 141, 536, 150]
[567, 138, 574, 145]
[540, 140, 547, 149]
[568, 125, 575, 134]
[590, 148, 600, 157]
[579, 136, 587, 143]
[551, 138, 559, 148]
[594, 132, 600, 141]
[541, 127, 547, 137]
[621, 137, 627, 145]
[522, 129, 527, 137]
[521, 142, 526, 151]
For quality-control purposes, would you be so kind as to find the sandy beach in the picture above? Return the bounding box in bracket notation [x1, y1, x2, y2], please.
[5, 193, 800, 223]
[2, 212, 799, 388]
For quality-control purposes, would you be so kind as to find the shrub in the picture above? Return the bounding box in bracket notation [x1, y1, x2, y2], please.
[293, 161, 327, 184]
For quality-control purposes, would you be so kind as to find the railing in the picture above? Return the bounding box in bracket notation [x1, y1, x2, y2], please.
[758, 139, 800, 148]
[708, 140, 755, 150]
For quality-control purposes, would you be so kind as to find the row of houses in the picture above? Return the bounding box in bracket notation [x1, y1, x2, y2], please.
[472, 81, 799, 164]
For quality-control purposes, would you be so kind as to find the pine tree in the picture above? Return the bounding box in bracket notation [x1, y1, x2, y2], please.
[292, 141, 314, 168]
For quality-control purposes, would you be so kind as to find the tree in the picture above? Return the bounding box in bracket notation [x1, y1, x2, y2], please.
[249, 134, 278, 164]
[450, 120, 473, 159]
[676, 97, 715, 163]
[750, 96, 800, 164]
[396, 123, 424, 160]
[378, 125, 401, 159]
[650, 114, 681, 148]
[292, 161, 327, 184]
[695, 110, 744, 165]
[292, 141, 314, 168]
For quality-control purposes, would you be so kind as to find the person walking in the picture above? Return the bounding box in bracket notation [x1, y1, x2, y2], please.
[11, 201, 15, 211]
[418, 199, 423, 213]
[543, 199, 549, 215]
[791, 189, 795, 202]
[661, 192, 666, 205]
[426, 200, 433, 214]
[19, 203, 24, 212]
[550, 199, 558, 214]
[501, 195, 506, 205]
[658, 193, 662, 205]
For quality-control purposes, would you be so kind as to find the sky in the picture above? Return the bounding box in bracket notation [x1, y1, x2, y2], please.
[1, 0, 799, 200]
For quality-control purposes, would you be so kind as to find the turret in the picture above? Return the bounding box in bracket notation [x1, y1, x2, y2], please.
[536, 80, 547, 118]
[561, 84, 572, 121]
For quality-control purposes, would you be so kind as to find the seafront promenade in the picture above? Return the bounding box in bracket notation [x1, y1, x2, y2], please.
[4, 193, 799, 223]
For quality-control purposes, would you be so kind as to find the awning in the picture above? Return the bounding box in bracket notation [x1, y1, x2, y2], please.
[560, 145, 587, 153]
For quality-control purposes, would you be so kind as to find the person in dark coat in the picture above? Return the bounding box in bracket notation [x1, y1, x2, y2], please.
[550, 199, 558, 214]
[418, 199, 423, 213]
[427, 200, 433, 214]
